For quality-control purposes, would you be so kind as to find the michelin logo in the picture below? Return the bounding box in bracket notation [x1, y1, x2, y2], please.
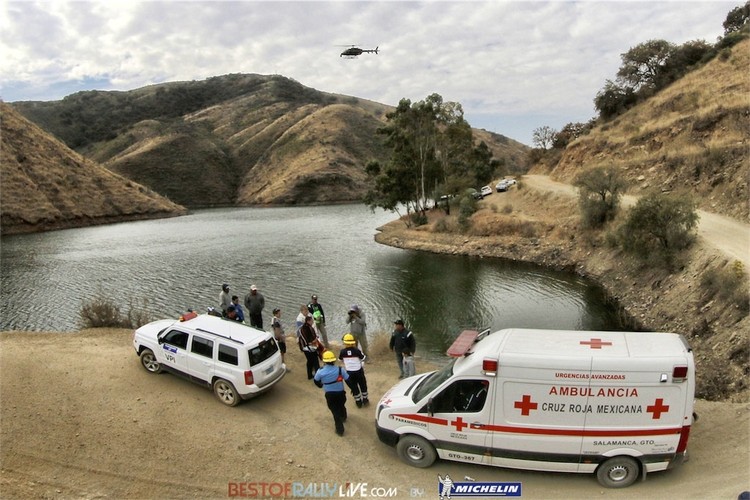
[438, 475, 521, 497]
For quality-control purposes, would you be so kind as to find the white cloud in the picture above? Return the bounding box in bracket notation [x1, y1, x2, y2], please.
[0, 0, 738, 144]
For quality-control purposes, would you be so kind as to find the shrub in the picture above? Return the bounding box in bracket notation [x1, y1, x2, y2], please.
[700, 261, 750, 314]
[502, 204, 513, 214]
[410, 212, 428, 226]
[574, 166, 626, 228]
[79, 296, 154, 329]
[80, 297, 131, 328]
[458, 193, 478, 231]
[433, 217, 450, 233]
[618, 192, 698, 268]
[696, 355, 734, 401]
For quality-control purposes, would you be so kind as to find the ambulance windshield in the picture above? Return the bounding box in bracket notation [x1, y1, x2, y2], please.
[412, 358, 456, 403]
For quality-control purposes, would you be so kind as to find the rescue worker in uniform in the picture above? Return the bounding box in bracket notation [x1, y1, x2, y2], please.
[314, 350, 349, 436]
[339, 333, 369, 408]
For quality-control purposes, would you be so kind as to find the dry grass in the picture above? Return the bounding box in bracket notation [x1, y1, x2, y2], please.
[547, 39, 750, 221]
[0, 103, 185, 234]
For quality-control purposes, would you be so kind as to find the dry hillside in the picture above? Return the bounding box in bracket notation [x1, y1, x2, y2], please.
[0, 103, 186, 235]
[540, 38, 750, 221]
[12, 75, 529, 208]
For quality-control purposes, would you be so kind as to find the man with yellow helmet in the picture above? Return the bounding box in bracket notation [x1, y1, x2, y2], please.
[314, 349, 350, 436]
[339, 333, 369, 408]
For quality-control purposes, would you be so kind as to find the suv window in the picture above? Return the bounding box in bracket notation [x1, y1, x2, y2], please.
[191, 336, 214, 358]
[218, 344, 239, 366]
[162, 330, 189, 349]
[248, 338, 279, 367]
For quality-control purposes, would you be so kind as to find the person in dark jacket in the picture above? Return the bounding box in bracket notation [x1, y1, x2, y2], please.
[244, 285, 265, 329]
[389, 319, 416, 379]
[298, 314, 321, 379]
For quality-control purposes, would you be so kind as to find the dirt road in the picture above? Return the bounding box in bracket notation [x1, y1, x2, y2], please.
[1, 329, 748, 499]
[524, 175, 750, 269]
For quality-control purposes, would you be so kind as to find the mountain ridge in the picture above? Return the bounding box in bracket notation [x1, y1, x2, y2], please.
[11, 74, 529, 208]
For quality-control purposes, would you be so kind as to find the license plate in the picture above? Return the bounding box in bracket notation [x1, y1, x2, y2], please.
[264, 365, 275, 375]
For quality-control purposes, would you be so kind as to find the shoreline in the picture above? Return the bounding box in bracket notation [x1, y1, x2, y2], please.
[372, 183, 749, 402]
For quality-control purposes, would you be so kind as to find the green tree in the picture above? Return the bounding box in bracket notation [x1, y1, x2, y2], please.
[619, 193, 699, 266]
[594, 80, 637, 119]
[366, 94, 495, 224]
[724, 1, 750, 34]
[552, 121, 591, 149]
[574, 166, 627, 228]
[616, 39, 676, 94]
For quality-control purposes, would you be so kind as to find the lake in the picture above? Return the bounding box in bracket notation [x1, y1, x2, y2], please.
[0, 204, 627, 359]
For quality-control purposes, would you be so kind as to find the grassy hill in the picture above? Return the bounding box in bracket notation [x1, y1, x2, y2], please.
[12, 75, 529, 208]
[539, 38, 750, 221]
[0, 103, 187, 235]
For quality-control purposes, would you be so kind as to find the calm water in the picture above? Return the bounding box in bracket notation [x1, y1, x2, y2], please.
[0, 205, 627, 359]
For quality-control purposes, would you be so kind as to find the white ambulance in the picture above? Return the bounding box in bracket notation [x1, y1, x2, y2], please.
[375, 328, 695, 488]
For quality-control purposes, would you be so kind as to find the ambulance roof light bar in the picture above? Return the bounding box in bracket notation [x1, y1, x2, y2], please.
[447, 330, 480, 357]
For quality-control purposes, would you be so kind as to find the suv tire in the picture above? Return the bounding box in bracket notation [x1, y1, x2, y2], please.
[139, 348, 162, 374]
[213, 378, 240, 407]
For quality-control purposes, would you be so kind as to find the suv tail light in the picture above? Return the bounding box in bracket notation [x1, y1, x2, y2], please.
[244, 370, 254, 385]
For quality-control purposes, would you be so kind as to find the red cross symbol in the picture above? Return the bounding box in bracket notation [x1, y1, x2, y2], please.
[647, 398, 670, 419]
[514, 395, 538, 416]
[580, 338, 613, 349]
[383, 398, 392, 405]
[451, 417, 468, 431]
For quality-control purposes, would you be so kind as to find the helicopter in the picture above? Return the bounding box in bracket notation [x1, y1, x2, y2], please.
[339, 45, 379, 58]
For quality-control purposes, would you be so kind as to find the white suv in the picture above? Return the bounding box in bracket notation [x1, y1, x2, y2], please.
[133, 314, 286, 406]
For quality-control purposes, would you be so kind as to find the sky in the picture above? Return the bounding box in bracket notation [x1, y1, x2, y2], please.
[0, 1, 738, 145]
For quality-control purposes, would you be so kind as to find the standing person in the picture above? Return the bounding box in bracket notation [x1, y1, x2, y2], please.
[307, 295, 329, 347]
[339, 334, 369, 408]
[219, 284, 232, 315]
[271, 308, 289, 370]
[231, 295, 245, 323]
[295, 304, 308, 339]
[389, 319, 416, 379]
[345, 304, 369, 357]
[298, 314, 321, 380]
[244, 285, 265, 329]
[314, 350, 349, 436]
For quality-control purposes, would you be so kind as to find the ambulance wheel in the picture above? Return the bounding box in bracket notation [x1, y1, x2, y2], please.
[397, 435, 437, 468]
[140, 349, 162, 374]
[213, 378, 240, 407]
[596, 456, 640, 488]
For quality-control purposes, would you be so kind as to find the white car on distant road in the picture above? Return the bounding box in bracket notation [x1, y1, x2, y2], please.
[496, 180, 509, 192]
[480, 185, 493, 197]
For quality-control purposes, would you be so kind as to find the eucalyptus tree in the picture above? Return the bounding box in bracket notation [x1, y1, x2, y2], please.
[365, 93, 496, 223]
